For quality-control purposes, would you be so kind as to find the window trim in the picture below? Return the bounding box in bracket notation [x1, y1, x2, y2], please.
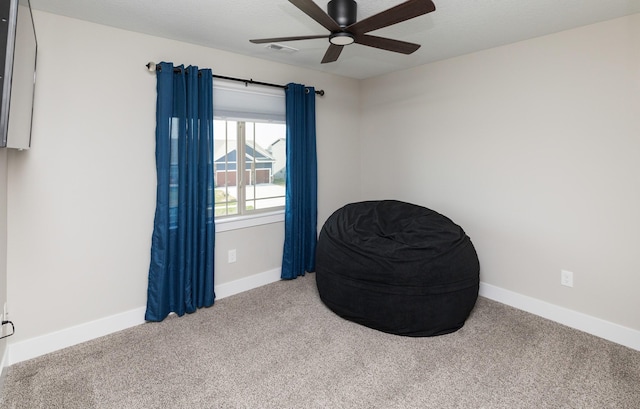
[213, 80, 286, 225]
[215, 209, 284, 232]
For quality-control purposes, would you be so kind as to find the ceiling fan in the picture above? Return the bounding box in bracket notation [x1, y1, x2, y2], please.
[250, 0, 436, 64]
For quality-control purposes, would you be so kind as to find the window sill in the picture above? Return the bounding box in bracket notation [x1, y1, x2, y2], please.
[215, 210, 284, 232]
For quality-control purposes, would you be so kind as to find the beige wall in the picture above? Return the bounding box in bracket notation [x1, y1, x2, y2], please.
[0, 149, 7, 365]
[6, 11, 361, 342]
[361, 14, 640, 331]
[6, 8, 639, 349]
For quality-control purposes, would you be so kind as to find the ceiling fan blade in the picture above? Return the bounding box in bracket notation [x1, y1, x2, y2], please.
[289, 0, 341, 32]
[354, 34, 420, 54]
[250, 34, 330, 44]
[348, 0, 435, 35]
[321, 44, 344, 64]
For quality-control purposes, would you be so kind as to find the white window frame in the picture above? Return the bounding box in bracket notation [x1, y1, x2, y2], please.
[213, 81, 286, 230]
[216, 210, 284, 232]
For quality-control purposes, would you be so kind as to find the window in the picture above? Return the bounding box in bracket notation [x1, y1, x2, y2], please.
[213, 82, 286, 219]
[214, 119, 286, 217]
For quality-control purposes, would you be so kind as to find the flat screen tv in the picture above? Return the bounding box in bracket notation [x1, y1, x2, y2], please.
[0, 0, 37, 149]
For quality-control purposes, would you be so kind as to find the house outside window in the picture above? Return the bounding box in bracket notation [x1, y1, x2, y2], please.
[214, 119, 286, 217]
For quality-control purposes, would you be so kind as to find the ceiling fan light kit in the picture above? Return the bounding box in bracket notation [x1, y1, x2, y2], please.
[329, 32, 355, 45]
[250, 0, 436, 64]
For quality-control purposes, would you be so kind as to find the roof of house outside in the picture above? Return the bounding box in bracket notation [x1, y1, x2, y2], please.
[214, 139, 275, 163]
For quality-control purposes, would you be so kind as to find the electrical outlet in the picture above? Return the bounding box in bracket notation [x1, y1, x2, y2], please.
[560, 270, 574, 287]
[228, 249, 237, 263]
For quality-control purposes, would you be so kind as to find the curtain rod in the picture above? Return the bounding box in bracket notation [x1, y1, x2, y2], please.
[146, 62, 325, 96]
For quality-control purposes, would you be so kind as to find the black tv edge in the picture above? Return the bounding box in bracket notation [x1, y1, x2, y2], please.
[0, 0, 37, 149]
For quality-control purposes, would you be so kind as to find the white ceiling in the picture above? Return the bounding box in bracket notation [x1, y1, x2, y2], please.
[29, 0, 640, 80]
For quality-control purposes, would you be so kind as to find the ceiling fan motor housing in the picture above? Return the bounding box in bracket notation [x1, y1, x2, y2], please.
[328, 0, 357, 28]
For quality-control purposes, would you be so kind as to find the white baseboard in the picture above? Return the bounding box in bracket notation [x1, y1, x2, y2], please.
[7, 307, 147, 366]
[214, 268, 281, 300]
[479, 282, 640, 351]
[7, 275, 636, 368]
[6, 268, 282, 366]
[0, 343, 8, 392]
[0, 344, 7, 371]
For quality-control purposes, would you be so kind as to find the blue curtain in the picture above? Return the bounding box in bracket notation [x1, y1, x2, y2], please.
[281, 83, 318, 280]
[145, 62, 216, 321]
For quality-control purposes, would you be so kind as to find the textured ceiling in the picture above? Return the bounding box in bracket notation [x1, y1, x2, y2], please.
[29, 0, 640, 79]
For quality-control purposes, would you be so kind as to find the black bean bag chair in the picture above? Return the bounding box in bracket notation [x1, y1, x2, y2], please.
[315, 200, 479, 337]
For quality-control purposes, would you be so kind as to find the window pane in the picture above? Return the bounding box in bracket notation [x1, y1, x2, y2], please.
[244, 122, 286, 211]
[214, 119, 285, 218]
[214, 120, 238, 217]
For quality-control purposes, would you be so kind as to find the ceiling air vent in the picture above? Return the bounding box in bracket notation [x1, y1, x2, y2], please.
[265, 43, 299, 53]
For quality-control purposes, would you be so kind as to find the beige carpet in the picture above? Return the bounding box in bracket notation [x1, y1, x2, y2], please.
[1, 273, 639, 408]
